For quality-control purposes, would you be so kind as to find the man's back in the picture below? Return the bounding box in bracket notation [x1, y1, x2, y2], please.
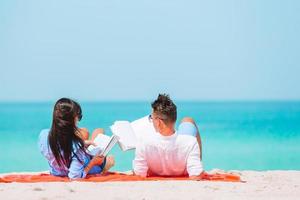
[133, 132, 203, 177]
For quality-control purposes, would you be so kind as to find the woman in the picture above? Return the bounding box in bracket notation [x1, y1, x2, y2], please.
[38, 98, 114, 179]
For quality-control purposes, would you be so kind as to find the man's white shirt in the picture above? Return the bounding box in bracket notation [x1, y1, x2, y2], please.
[133, 131, 203, 177]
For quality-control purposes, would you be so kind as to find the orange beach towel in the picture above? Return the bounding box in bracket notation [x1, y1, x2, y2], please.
[0, 172, 242, 183]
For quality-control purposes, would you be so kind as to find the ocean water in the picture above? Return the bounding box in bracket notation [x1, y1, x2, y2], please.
[0, 101, 300, 173]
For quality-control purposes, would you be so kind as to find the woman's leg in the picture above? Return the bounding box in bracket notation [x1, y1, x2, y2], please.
[78, 128, 89, 140]
[90, 128, 115, 174]
[102, 155, 115, 173]
[90, 128, 105, 141]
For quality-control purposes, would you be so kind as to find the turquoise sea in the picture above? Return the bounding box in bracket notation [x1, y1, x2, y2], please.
[0, 101, 300, 173]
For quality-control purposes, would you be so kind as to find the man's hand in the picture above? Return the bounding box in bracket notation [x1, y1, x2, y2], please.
[189, 172, 205, 181]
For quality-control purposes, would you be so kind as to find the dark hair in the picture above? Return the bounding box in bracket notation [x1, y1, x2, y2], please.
[151, 94, 177, 123]
[48, 98, 85, 168]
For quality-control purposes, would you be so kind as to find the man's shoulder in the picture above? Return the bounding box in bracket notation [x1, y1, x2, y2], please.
[176, 134, 198, 146]
[140, 134, 158, 146]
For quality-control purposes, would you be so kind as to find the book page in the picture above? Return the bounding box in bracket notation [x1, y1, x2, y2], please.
[100, 135, 120, 157]
[110, 116, 156, 151]
[130, 115, 156, 140]
[87, 134, 111, 156]
[110, 121, 137, 151]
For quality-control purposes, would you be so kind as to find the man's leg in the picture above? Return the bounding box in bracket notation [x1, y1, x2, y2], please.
[180, 117, 203, 160]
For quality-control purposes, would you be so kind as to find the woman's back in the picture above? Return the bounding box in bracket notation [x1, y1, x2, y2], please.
[38, 129, 89, 178]
[38, 98, 113, 179]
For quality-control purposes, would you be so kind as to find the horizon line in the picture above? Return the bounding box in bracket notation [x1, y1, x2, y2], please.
[0, 99, 300, 103]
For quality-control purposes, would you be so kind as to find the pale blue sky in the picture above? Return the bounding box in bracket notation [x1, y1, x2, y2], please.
[0, 0, 299, 101]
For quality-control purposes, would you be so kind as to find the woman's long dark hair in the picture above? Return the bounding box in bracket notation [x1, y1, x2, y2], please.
[48, 98, 85, 168]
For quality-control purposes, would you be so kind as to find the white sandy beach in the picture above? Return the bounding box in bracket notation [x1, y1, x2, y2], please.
[0, 170, 300, 200]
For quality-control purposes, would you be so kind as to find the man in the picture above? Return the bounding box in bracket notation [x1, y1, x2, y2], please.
[133, 94, 204, 178]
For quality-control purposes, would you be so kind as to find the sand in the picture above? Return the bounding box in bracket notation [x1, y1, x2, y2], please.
[0, 170, 300, 200]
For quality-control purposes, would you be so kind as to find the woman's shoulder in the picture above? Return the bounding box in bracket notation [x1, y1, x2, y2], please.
[39, 129, 50, 141]
[38, 129, 50, 153]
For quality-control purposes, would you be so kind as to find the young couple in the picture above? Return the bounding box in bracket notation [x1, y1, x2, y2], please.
[38, 94, 204, 179]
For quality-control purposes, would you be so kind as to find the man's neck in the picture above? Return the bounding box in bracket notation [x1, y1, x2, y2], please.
[159, 127, 175, 136]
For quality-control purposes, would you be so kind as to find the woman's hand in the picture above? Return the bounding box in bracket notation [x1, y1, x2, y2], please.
[84, 140, 96, 147]
[84, 155, 105, 174]
[90, 155, 105, 166]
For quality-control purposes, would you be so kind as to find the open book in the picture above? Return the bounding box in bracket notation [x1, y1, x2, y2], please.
[87, 134, 120, 157]
[110, 115, 156, 151]
[88, 115, 155, 155]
